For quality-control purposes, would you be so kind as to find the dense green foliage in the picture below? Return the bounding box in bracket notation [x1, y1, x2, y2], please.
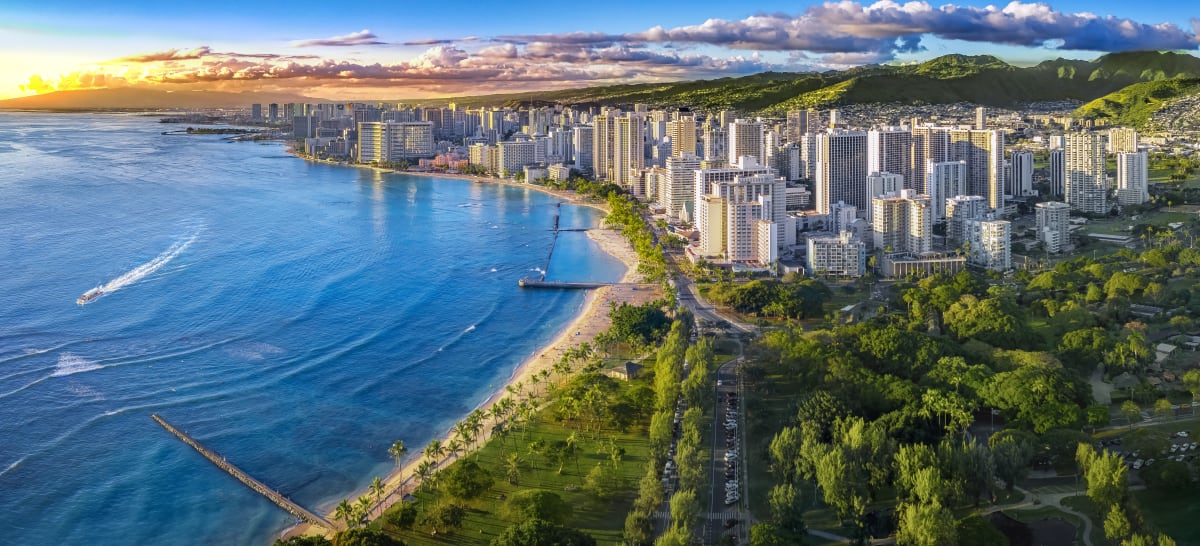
[706, 278, 830, 319]
[1075, 78, 1200, 128]
[490, 518, 598, 546]
[332, 528, 405, 546]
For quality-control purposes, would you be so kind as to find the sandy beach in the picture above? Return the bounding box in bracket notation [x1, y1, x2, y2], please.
[283, 170, 658, 540]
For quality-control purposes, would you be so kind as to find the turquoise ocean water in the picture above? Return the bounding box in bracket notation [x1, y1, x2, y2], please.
[0, 112, 624, 545]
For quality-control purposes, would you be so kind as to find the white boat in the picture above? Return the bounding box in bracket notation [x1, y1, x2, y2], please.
[77, 287, 103, 305]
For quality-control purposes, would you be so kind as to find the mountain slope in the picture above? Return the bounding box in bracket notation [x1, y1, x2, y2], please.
[1074, 78, 1200, 128]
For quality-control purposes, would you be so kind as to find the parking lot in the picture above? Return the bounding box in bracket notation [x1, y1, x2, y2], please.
[707, 360, 745, 543]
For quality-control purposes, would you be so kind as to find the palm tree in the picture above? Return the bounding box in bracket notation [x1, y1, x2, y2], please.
[387, 440, 407, 469]
[565, 431, 581, 474]
[356, 495, 372, 523]
[530, 375, 541, 398]
[369, 477, 386, 511]
[423, 439, 444, 465]
[445, 438, 463, 461]
[503, 453, 525, 485]
[334, 499, 356, 529]
[415, 460, 435, 493]
[452, 421, 474, 452]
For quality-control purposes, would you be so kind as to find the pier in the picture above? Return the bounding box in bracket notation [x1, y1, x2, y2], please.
[151, 414, 338, 531]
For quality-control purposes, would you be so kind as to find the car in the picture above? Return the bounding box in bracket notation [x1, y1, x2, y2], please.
[1178, 431, 1190, 438]
[724, 519, 739, 529]
[1146, 458, 1156, 467]
[1133, 460, 1143, 470]
[1171, 445, 1179, 453]
[717, 380, 723, 386]
[1192, 442, 1198, 450]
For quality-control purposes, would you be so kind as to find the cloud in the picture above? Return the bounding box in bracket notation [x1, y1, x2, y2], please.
[465, 1, 1198, 62]
[291, 29, 386, 47]
[111, 47, 213, 63]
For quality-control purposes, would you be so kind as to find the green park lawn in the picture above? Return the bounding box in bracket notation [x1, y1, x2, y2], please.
[379, 392, 653, 545]
[1133, 488, 1200, 545]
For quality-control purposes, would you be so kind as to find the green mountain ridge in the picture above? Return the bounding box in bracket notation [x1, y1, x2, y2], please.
[1074, 78, 1200, 128]
[427, 51, 1200, 115]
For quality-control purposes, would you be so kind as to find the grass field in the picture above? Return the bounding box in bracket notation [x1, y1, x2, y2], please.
[377, 382, 654, 545]
[1132, 488, 1200, 545]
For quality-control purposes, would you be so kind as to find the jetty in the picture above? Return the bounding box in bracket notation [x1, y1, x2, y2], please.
[151, 414, 338, 531]
[519, 279, 613, 289]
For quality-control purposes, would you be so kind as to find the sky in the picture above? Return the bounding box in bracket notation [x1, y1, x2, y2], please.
[1, 0, 1198, 100]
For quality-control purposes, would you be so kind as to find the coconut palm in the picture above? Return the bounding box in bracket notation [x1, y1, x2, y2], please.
[445, 438, 463, 460]
[452, 421, 474, 452]
[530, 375, 541, 398]
[356, 495, 372, 523]
[503, 453, 525, 485]
[387, 440, 407, 469]
[565, 431, 581, 474]
[369, 477, 386, 510]
[334, 499, 356, 529]
[423, 439, 444, 465]
[415, 460, 435, 493]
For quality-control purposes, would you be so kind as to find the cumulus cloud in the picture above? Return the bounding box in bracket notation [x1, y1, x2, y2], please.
[466, 1, 1198, 62]
[291, 29, 386, 47]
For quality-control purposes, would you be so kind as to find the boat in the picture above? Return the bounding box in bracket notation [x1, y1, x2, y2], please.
[77, 287, 103, 305]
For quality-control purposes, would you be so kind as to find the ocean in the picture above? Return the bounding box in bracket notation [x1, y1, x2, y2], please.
[0, 112, 625, 545]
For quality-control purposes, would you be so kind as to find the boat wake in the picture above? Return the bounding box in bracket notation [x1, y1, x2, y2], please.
[51, 353, 103, 377]
[76, 230, 199, 305]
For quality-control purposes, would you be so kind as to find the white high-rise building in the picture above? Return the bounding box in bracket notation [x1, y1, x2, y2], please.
[807, 231, 866, 277]
[592, 113, 615, 181]
[945, 195, 987, 246]
[695, 165, 786, 262]
[572, 126, 593, 175]
[665, 153, 701, 219]
[497, 140, 538, 177]
[815, 131, 868, 213]
[1010, 151, 1034, 196]
[728, 118, 765, 166]
[964, 219, 1010, 271]
[828, 202, 858, 235]
[911, 125, 951, 193]
[865, 172, 903, 223]
[1036, 201, 1071, 253]
[928, 161, 967, 221]
[357, 121, 435, 163]
[872, 190, 932, 254]
[1116, 151, 1149, 206]
[867, 128, 913, 189]
[1064, 132, 1108, 214]
[613, 113, 646, 190]
[695, 158, 780, 258]
[1107, 127, 1139, 154]
[949, 128, 1005, 211]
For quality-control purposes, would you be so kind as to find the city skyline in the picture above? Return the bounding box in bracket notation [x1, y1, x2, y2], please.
[2, 0, 1199, 101]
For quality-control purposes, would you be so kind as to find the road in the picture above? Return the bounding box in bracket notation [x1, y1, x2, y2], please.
[705, 339, 748, 545]
[673, 273, 754, 334]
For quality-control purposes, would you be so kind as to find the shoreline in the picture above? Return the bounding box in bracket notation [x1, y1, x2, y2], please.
[283, 155, 645, 541]
[293, 152, 611, 215]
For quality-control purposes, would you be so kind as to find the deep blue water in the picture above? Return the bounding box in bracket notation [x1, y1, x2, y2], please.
[0, 113, 624, 545]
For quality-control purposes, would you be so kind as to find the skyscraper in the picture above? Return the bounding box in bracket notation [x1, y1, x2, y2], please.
[1036, 201, 1071, 253]
[928, 161, 967, 221]
[728, 119, 765, 166]
[1107, 127, 1138, 154]
[785, 109, 817, 144]
[573, 126, 594, 176]
[1064, 132, 1107, 214]
[814, 131, 868, 214]
[911, 125, 950, 193]
[964, 219, 1010, 270]
[612, 113, 646, 190]
[867, 128, 913, 189]
[665, 153, 701, 219]
[865, 172, 903, 223]
[1049, 149, 1065, 197]
[872, 190, 931, 254]
[666, 114, 697, 158]
[1009, 151, 1034, 197]
[1116, 151, 1149, 206]
[948, 129, 1005, 211]
[945, 195, 987, 246]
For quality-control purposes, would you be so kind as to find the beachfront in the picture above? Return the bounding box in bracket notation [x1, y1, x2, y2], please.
[283, 169, 656, 541]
